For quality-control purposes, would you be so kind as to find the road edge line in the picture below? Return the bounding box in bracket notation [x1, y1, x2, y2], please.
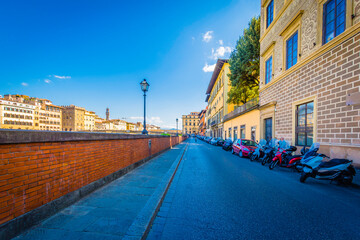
[123, 142, 189, 240]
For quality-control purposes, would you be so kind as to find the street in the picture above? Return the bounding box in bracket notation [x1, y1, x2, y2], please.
[148, 138, 360, 239]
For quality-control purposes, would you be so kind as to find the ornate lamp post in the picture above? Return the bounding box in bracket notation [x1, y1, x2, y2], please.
[140, 79, 150, 135]
[176, 118, 178, 136]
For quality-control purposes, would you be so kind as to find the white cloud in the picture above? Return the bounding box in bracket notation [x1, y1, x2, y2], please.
[219, 40, 223, 45]
[202, 31, 213, 42]
[44, 79, 51, 84]
[21, 82, 28, 87]
[202, 63, 216, 72]
[129, 116, 163, 125]
[53, 75, 71, 79]
[210, 46, 232, 60]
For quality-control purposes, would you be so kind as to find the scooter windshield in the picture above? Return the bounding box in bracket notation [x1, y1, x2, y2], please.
[302, 142, 320, 162]
[269, 138, 277, 148]
[279, 140, 290, 150]
[259, 139, 267, 147]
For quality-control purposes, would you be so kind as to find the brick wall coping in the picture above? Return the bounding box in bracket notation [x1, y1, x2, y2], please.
[0, 129, 168, 144]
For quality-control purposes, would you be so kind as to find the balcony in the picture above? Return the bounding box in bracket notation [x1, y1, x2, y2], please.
[223, 97, 259, 122]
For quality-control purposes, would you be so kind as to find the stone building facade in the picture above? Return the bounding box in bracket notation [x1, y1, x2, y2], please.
[182, 112, 200, 135]
[62, 105, 85, 131]
[259, 0, 360, 165]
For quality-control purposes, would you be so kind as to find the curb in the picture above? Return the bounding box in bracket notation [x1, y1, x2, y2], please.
[123, 142, 189, 240]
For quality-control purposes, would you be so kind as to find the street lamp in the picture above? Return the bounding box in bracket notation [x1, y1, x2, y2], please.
[176, 118, 178, 136]
[140, 79, 150, 135]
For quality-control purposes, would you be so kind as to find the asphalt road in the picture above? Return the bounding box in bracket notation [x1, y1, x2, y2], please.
[148, 138, 360, 240]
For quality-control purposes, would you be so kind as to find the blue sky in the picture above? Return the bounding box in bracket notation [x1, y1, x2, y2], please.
[0, 0, 260, 129]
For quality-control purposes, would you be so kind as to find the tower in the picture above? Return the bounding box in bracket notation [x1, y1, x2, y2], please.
[106, 107, 109, 120]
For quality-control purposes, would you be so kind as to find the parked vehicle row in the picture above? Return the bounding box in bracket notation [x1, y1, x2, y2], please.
[195, 135, 357, 186]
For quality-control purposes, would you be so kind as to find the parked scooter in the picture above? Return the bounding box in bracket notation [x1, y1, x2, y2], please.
[269, 141, 306, 171]
[250, 139, 266, 162]
[299, 143, 356, 185]
[261, 139, 278, 166]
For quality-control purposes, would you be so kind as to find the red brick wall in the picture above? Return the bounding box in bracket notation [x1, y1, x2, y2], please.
[0, 136, 185, 225]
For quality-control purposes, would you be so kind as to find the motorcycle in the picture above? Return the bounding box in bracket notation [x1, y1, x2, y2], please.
[261, 138, 278, 166]
[269, 141, 307, 171]
[299, 143, 356, 185]
[250, 139, 266, 162]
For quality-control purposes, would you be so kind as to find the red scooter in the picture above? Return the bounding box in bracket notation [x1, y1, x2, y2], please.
[269, 141, 304, 171]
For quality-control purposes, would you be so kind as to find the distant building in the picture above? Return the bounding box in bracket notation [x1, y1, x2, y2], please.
[1, 94, 63, 131]
[126, 122, 137, 131]
[198, 109, 207, 136]
[37, 99, 62, 131]
[62, 105, 85, 131]
[0, 97, 37, 130]
[182, 112, 200, 135]
[84, 110, 96, 131]
[106, 107, 110, 121]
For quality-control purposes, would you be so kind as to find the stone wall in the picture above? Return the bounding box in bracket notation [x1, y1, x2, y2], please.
[0, 130, 186, 226]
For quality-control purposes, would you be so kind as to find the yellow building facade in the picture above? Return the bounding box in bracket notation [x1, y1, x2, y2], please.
[205, 59, 233, 138]
[223, 98, 260, 142]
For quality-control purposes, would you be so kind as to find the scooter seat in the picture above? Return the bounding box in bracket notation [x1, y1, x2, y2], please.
[291, 155, 302, 158]
[318, 159, 351, 168]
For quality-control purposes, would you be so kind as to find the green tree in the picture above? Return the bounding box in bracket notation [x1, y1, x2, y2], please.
[228, 16, 260, 105]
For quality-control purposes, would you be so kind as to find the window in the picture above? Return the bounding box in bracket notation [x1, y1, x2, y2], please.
[229, 128, 232, 139]
[265, 56, 273, 84]
[323, 0, 346, 44]
[266, 0, 274, 28]
[265, 118, 272, 142]
[240, 125, 246, 139]
[233, 127, 238, 140]
[286, 31, 298, 70]
[296, 102, 314, 146]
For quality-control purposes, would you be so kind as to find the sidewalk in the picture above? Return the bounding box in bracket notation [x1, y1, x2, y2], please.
[14, 141, 188, 240]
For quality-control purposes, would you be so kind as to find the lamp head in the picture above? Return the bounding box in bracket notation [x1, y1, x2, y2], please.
[140, 79, 149, 92]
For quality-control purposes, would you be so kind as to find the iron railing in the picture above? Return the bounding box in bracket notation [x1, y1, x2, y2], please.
[223, 97, 259, 122]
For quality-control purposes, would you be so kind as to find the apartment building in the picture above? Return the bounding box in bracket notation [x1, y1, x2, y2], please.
[0, 98, 37, 130]
[205, 59, 233, 138]
[182, 112, 200, 135]
[38, 99, 62, 131]
[259, 0, 360, 164]
[198, 109, 207, 136]
[84, 110, 96, 131]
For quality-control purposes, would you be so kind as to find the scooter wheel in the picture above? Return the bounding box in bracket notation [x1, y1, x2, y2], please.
[300, 172, 310, 183]
[261, 157, 267, 166]
[269, 160, 278, 170]
[250, 154, 256, 162]
[340, 174, 353, 185]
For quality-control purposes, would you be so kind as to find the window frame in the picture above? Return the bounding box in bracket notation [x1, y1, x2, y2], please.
[286, 31, 299, 70]
[295, 101, 314, 146]
[266, 0, 274, 28]
[265, 56, 273, 84]
[322, 0, 346, 44]
[292, 96, 317, 146]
